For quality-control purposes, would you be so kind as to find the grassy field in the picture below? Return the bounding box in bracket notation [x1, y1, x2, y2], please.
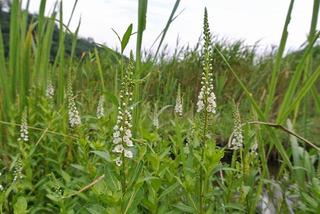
[0, 0, 320, 213]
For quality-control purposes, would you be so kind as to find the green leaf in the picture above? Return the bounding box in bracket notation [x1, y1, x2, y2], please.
[301, 192, 318, 208]
[123, 187, 144, 214]
[14, 197, 28, 214]
[223, 203, 245, 212]
[121, 24, 133, 53]
[172, 202, 195, 213]
[86, 205, 107, 214]
[127, 161, 144, 188]
[159, 182, 179, 199]
[60, 170, 71, 183]
[71, 164, 87, 173]
[91, 151, 111, 162]
[154, 0, 181, 58]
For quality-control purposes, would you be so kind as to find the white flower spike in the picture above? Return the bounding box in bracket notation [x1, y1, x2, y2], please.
[112, 52, 135, 166]
[96, 95, 105, 119]
[67, 79, 81, 128]
[18, 108, 29, 142]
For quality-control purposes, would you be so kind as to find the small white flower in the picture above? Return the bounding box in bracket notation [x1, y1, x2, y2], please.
[125, 129, 132, 138]
[124, 149, 133, 159]
[123, 135, 130, 143]
[196, 99, 204, 113]
[0, 184, 3, 192]
[126, 139, 134, 147]
[112, 144, 124, 153]
[251, 141, 258, 155]
[46, 80, 55, 98]
[18, 108, 29, 142]
[207, 92, 216, 114]
[115, 157, 122, 166]
[113, 137, 121, 144]
[96, 95, 105, 119]
[113, 131, 120, 138]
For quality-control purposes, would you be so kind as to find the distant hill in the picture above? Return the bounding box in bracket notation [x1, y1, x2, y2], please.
[0, 8, 119, 61]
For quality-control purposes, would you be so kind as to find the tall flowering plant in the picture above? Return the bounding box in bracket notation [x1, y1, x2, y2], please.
[197, 8, 217, 213]
[112, 52, 135, 167]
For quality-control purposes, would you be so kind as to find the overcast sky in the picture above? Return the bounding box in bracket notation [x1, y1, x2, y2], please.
[25, 0, 319, 56]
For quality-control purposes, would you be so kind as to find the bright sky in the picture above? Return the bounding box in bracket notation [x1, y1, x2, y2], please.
[25, 0, 318, 56]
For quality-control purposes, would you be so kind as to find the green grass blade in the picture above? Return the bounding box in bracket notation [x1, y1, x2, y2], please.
[276, 32, 320, 123]
[311, 86, 320, 114]
[9, 0, 20, 100]
[69, 18, 81, 62]
[309, 0, 320, 39]
[67, 0, 79, 28]
[264, 0, 295, 115]
[279, 64, 320, 123]
[39, 10, 57, 89]
[55, 2, 66, 106]
[154, 0, 180, 58]
[134, 0, 148, 129]
[136, 0, 148, 70]
[37, 0, 47, 36]
[19, 25, 33, 108]
[0, 23, 10, 120]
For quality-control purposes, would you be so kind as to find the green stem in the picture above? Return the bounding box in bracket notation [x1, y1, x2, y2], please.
[199, 148, 204, 214]
[240, 148, 244, 176]
[121, 152, 126, 212]
[199, 110, 208, 214]
[121, 154, 126, 193]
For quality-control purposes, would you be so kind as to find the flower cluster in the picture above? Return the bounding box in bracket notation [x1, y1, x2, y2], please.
[112, 53, 135, 166]
[96, 95, 105, 119]
[13, 159, 23, 182]
[67, 79, 81, 128]
[229, 106, 244, 150]
[251, 141, 258, 155]
[152, 113, 159, 129]
[46, 79, 55, 98]
[175, 85, 183, 116]
[196, 8, 216, 115]
[18, 108, 29, 142]
[197, 85, 216, 114]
